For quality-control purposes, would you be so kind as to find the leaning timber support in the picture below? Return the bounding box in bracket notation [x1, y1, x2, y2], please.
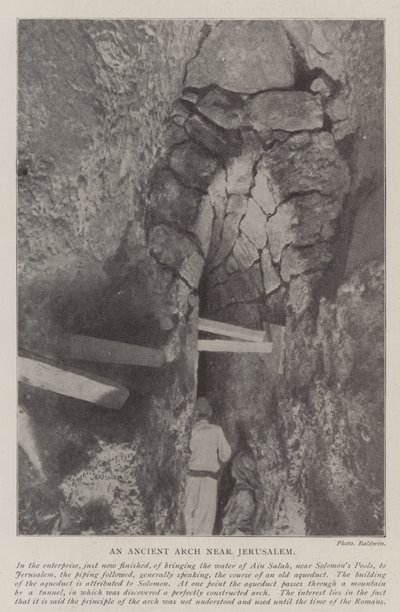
[198, 318, 268, 342]
[18, 357, 130, 410]
[52, 334, 165, 368]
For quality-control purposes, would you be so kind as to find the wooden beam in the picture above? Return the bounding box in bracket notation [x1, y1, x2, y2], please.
[198, 318, 268, 342]
[198, 339, 273, 354]
[18, 357, 129, 410]
[54, 334, 165, 368]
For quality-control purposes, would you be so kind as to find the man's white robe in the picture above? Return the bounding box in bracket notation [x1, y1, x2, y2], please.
[184, 420, 231, 535]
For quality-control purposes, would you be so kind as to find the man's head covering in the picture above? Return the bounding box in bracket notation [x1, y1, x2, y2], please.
[231, 450, 260, 491]
[195, 397, 213, 420]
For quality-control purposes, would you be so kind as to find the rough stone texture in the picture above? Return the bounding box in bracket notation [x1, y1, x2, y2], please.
[225, 255, 240, 275]
[184, 113, 242, 158]
[310, 77, 332, 98]
[346, 185, 384, 272]
[226, 154, 254, 195]
[218, 262, 264, 308]
[261, 249, 282, 296]
[240, 198, 267, 249]
[18, 19, 203, 347]
[149, 225, 204, 290]
[170, 99, 190, 125]
[195, 89, 323, 137]
[263, 132, 350, 200]
[244, 91, 323, 135]
[196, 89, 244, 130]
[232, 233, 259, 272]
[251, 158, 280, 216]
[162, 122, 188, 150]
[266, 193, 341, 262]
[148, 168, 202, 230]
[168, 141, 221, 191]
[207, 265, 230, 291]
[185, 21, 295, 93]
[211, 195, 248, 269]
[280, 243, 334, 282]
[280, 262, 384, 534]
[231, 130, 350, 303]
[284, 20, 384, 272]
[265, 205, 294, 262]
[287, 272, 323, 318]
[191, 195, 215, 257]
[284, 20, 383, 138]
[206, 170, 228, 262]
[226, 131, 263, 195]
[181, 91, 199, 105]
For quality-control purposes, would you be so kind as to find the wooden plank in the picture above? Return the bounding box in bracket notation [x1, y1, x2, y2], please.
[198, 318, 268, 342]
[18, 357, 129, 410]
[56, 334, 165, 368]
[198, 339, 273, 354]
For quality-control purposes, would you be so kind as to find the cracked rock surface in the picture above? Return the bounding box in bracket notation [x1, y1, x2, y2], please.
[244, 91, 323, 134]
[185, 21, 295, 93]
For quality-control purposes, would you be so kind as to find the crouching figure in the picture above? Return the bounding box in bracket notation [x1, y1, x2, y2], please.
[221, 450, 260, 536]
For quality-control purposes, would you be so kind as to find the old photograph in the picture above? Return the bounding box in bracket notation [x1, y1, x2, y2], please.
[17, 19, 384, 537]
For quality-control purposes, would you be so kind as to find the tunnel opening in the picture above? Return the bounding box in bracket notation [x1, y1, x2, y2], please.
[197, 266, 285, 534]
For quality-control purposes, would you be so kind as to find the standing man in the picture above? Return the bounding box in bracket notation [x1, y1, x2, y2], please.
[184, 397, 232, 535]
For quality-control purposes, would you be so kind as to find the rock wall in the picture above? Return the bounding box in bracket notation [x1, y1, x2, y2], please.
[18, 19, 204, 535]
[18, 19, 203, 347]
[18, 20, 384, 536]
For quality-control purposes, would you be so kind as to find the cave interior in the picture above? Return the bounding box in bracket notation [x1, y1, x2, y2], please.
[17, 19, 384, 536]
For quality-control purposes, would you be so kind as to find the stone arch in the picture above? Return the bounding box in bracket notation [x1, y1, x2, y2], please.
[143, 64, 351, 386]
[143, 45, 350, 332]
